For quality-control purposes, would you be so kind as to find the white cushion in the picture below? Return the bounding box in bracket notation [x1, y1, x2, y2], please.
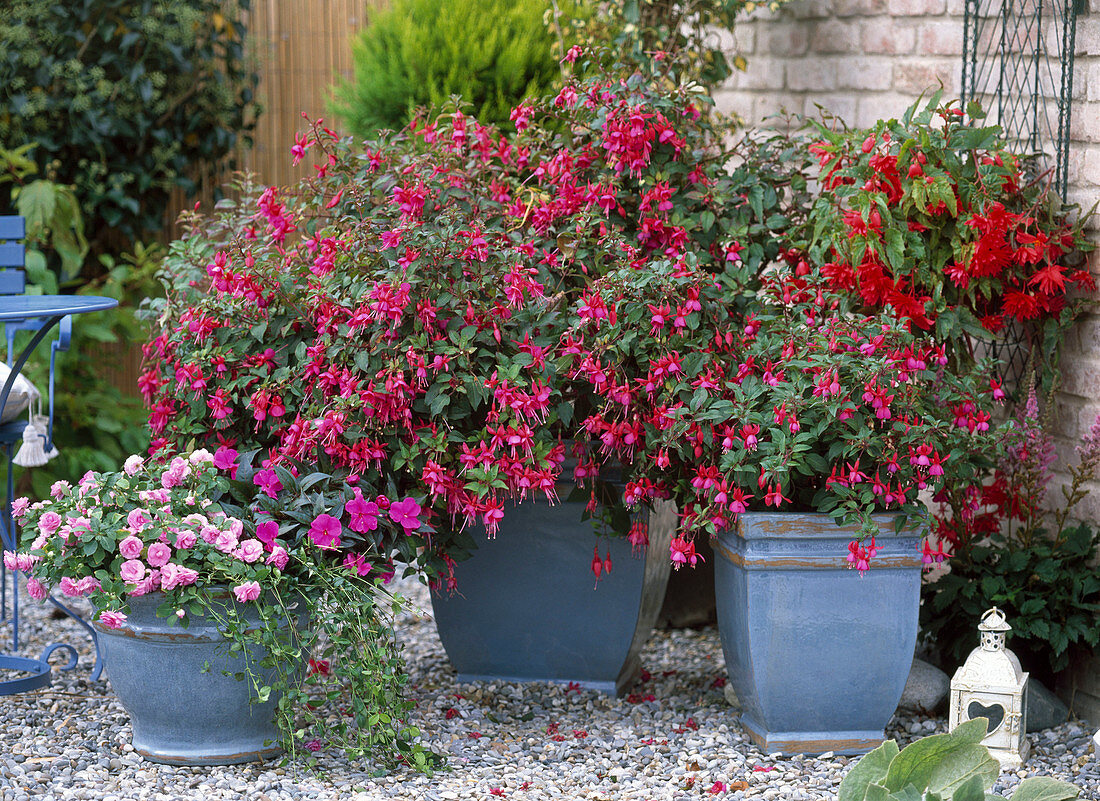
[0, 362, 40, 424]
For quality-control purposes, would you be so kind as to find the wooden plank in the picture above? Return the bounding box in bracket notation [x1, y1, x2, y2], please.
[0, 216, 25, 240]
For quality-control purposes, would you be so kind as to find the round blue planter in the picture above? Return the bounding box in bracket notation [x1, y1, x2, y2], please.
[94, 592, 304, 765]
[431, 499, 674, 696]
[713, 512, 922, 756]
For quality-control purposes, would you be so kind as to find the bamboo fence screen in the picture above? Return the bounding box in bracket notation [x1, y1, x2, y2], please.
[141, 1, 385, 396]
[164, 0, 386, 237]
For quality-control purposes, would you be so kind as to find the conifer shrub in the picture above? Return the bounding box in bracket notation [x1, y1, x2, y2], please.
[330, 0, 574, 135]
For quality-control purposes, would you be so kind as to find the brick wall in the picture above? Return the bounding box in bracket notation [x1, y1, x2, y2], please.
[715, 2, 1100, 720]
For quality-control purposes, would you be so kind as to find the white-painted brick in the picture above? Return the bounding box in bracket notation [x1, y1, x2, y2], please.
[1080, 147, 1100, 188]
[804, 92, 859, 124]
[1077, 18, 1100, 58]
[833, 0, 889, 16]
[713, 90, 761, 127]
[887, 0, 946, 15]
[917, 20, 965, 57]
[1071, 101, 1100, 144]
[732, 57, 787, 90]
[787, 0, 836, 19]
[809, 19, 862, 53]
[861, 18, 918, 55]
[1087, 62, 1100, 103]
[788, 59, 839, 91]
[759, 22, 812, 56]
[837, 56, 896, 91]
[891, 58, 961, 95]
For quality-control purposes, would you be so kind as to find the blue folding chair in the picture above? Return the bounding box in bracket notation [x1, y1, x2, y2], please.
[0, 215, 101, 693]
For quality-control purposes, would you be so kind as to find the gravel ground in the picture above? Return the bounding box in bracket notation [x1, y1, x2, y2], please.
[1, 575, 1096, 801]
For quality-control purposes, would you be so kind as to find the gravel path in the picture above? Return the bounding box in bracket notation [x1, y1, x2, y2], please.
[1, 575, 1096, 800]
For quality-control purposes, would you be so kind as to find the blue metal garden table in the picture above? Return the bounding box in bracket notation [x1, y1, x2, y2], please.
[0, 294, 118, 694]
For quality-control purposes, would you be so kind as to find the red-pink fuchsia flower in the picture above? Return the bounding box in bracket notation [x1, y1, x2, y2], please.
[233, 581, 261, 603]
[309, 514, 342, 550]
[388, 498, 422, 533]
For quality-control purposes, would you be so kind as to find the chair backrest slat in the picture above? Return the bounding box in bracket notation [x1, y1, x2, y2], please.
[0, 216, 25, 240]
[0, 242, 25, 269]
[0, 269, 26, 295]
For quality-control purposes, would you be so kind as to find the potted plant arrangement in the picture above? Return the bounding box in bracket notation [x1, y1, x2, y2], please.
[551, 246, 1004, 752]
[7, 447, 436, 769]
[140, 47, 807, 696]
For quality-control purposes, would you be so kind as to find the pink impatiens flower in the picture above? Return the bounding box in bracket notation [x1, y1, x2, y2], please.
[236, 539, 264, 563]
[146, 542, 172, 568]
[256, 520, 280, 549]
[26, 578, 48, 600]
[309, 514, 342, 550]
[233, 581, 261, 602]
[120, 559, 146, 584]
[213, 446, 238, 477]
[388, 498, 422, 533]
[98, 610, 128, 629]
[39, 511, 62, 535]
[266, 545, 289, 570]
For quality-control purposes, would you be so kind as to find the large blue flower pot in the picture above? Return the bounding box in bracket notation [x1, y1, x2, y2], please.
[431, 499, 674, 696]
[714, 512, 922, 756]
[94, 593, 305, 765]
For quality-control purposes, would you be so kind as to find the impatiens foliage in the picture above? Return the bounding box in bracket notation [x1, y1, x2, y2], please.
[799, 92, 1094, 390]
[7, 449, 436, 768]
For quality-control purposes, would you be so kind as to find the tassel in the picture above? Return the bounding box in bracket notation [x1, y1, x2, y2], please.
[31, 414, 59, 461]
[13, 419, 49, 468]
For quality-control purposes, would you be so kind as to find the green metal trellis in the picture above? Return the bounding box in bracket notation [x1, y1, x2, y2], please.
[961, 0, 1083, 393]
[961, 0, 1083, 201]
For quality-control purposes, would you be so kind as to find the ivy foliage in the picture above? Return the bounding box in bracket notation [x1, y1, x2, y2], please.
[0, 0, 260, 244]
[330, 0, 577, 135]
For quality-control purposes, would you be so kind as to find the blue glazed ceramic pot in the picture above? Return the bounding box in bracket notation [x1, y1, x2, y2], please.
[94, 592, 305, 765]
[714, 512, 922, 756]
[431, 499, 674, 696]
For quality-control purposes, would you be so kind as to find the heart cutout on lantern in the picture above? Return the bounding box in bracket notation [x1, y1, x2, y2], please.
[967, 700, 1006, 733]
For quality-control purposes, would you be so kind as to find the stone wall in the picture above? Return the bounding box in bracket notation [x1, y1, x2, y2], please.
[715, 0, 1100, 520]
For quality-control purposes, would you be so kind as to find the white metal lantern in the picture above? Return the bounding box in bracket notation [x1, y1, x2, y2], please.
[949, 607, 1029, 769]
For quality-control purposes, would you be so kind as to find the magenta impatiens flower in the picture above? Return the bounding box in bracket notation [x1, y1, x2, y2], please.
[346, 489, 379, 533]
[253, 468, 283, 498]
[255, 520, 280, 548]
[388, 498, 422, 533]
[213, 446, 239, 476]
[309, 514, 342, 550]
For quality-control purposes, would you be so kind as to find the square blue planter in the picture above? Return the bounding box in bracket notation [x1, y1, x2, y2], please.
[714, 512, 923, 755]
[431, 499, 674, 696]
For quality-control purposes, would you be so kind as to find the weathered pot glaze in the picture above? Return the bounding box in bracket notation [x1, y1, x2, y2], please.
[94, 592, 305, 765]
[714, 512, 923, 756]
[431, 499, 675, 696]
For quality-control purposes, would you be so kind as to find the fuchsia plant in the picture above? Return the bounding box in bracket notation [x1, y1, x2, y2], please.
[144, 49, 999, 581]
